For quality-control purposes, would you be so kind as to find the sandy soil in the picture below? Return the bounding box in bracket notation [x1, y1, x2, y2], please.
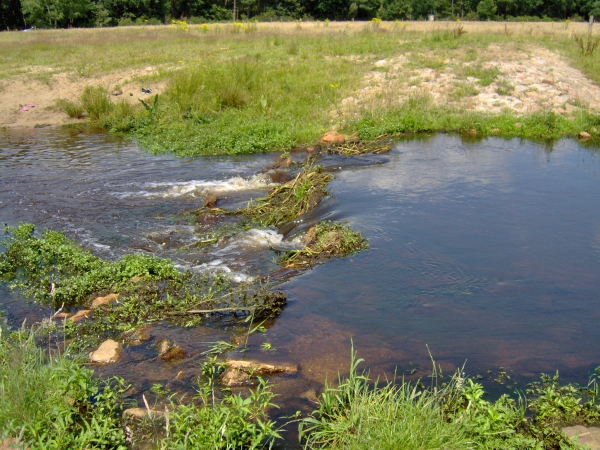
[0, 67, 167, 129]
[337, 44, 600, 120]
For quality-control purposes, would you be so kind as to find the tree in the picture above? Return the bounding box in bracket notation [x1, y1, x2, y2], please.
[1, 0, 25, 28]
[476, 0, 496, 19]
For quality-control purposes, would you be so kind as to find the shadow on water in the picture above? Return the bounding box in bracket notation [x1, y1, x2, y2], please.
[2, 129, 600, 445]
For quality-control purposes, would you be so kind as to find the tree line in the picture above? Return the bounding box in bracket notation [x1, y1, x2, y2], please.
[2, 0, 600, 31]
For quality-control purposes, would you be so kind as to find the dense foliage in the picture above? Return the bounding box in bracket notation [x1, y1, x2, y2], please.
[4, 0, 600, 30]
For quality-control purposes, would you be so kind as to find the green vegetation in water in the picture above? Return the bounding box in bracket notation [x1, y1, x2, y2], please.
[0, 223, 286, 351]
[0, 329, 129, 449]
[300, 348, 600, 449]
[281, 222, 368, 267]
[242, 164, 333, 227]
[0, 223, 182, 308]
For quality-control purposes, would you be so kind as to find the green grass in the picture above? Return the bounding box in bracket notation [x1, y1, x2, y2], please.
[300, 348, 600, 449]
[0, 329, 129, 449]
[351, 101, 600, 141]
[3, 25, 599, 154]
[0, 222, 287, 351]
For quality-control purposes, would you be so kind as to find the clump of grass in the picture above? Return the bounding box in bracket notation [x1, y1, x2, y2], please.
[449, 81, 479, 101]
[300, 347, 600, 449]
[299, 347, 472, 449]
[0, 329, 128, 449]
[460, 64, 500, 86]
[242, 165, 333, 226]
[281, 221, 368, 267]
[159, 378, 281, 448]
[81, 86, 113, 120]
[56, 98, 85, 118]
[496, 77, 515, 95]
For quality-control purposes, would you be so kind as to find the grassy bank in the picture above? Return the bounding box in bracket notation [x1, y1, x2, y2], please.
[2, 333, 599, 448]
[299, 349, 600, 449]
[3, 21, 600, 152]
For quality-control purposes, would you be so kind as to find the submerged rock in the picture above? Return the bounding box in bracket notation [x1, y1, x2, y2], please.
[157, 340, 185, 361]
[123, 407, 168, 420]
[120, 324, 152, 346]
[91, 293, 118, 308]
[220, 368, 252, 387]
[70, 309, 92, 323]
[89, 339, 123, 364]
[304, 226, 317, 247]
[563, 425, 600, 449]
[204, 193, 219, 208]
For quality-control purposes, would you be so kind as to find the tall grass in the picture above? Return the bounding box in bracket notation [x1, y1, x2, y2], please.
[300, 348, 600, 449]
[0, 329, 128, 449]
[299, 350, 471, 449]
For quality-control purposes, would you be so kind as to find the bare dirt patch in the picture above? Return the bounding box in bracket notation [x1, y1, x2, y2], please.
[337, 43, 600, 120]
[0, 68, 167, 129]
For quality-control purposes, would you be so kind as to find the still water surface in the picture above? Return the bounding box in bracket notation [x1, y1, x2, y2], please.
[1, 129, 600, 416]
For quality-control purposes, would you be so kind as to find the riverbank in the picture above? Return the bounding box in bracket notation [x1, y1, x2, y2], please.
[2, 21, 600, 149]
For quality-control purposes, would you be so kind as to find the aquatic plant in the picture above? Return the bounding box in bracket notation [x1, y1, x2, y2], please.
[242, 165, 333, 227]
[0, 223, 287, 351]
[280, 221, 368, 267]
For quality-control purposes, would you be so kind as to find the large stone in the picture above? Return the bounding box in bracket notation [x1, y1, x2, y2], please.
[120, 324, 152, 346]
[319, 131, 345, 145]
[91, 293, 118, 308]
[157, 340, 185, 361]
[563, 425, 600, 449]
[89, 339, 123, 364]
[579, 131, 592, 140]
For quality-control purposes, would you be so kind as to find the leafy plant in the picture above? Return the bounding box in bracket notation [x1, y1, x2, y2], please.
[160, 378, 281, 448]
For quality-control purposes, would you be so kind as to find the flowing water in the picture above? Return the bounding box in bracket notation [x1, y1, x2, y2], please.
[2, 129, 600, 440]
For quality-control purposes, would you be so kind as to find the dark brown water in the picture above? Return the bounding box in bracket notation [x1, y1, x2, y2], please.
[2, 129, 600, 441]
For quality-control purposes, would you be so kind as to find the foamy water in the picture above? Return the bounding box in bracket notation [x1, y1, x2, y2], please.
[115, 174, 275, 199]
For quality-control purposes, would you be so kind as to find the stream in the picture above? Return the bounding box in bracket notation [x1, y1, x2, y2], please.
[2, 128, 600, 443]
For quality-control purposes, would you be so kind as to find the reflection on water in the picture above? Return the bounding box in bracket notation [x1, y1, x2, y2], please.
[280, 135, 600, 382]
[2, 129, 600, 440]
